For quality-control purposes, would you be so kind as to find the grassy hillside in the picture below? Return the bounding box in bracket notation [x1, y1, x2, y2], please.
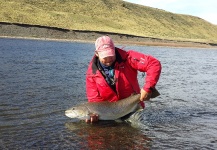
[1, 0, 217, 43]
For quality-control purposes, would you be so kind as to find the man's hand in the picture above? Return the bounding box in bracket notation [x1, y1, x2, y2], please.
[140, 88, 152, 101]
[85, 114, 99, 123]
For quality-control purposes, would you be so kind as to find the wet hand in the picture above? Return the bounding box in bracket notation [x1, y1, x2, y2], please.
[140, 89, 152, 101]
[85, 114, 99, 123]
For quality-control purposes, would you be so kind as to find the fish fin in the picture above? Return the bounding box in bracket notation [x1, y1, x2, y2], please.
[151, 88, 160, 98]
[136, 108, 144, 112]
[114, 119, 124, 123]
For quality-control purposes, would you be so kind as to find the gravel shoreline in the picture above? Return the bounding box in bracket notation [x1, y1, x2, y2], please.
[1, 22, 216, 48]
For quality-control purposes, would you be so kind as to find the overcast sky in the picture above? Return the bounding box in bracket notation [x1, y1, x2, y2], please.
[124, 0, 217, 25]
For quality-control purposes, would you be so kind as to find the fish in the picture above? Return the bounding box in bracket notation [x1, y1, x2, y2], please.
[65, 94, 142, 120]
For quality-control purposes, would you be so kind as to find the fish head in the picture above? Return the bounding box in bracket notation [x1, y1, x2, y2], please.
[65, 105, 89, 119]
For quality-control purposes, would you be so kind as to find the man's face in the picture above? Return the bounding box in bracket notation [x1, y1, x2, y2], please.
[98, 55, 116, 67]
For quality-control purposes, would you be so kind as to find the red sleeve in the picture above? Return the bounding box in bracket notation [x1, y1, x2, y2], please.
[127, 50, 161, 93]
[86, 75, 104, 102]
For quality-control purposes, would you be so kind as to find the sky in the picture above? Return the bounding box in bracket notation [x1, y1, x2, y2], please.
[124, 0, 217, 25]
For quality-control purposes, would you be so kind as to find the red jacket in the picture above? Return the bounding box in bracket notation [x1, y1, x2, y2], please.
[86, 48, 161, 102]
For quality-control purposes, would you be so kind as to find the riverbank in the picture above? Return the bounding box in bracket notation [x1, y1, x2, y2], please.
[1, 22, 217, 48]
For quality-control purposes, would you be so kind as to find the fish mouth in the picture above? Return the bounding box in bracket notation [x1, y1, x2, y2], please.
[65, 110, 76, 118]
[65, 109, 85, 119]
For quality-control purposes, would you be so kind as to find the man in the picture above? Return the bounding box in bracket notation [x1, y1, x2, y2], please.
[86, 35, 161, 122]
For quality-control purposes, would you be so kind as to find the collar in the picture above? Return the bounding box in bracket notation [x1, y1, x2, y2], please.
[91, 47, 124, 74]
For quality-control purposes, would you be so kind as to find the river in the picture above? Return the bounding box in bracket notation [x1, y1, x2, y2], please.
[0, 38, 217, 149]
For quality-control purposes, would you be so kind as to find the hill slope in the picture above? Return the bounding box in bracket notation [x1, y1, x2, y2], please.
[1, 0, 217, 43]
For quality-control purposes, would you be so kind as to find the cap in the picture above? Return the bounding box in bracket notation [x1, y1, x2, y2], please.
[95, 36, 115, 58]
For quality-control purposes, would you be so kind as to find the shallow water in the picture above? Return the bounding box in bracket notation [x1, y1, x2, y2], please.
[0, 38, 217, 149]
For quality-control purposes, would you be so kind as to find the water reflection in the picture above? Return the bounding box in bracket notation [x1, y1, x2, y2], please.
[65, 121, 152, 149]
